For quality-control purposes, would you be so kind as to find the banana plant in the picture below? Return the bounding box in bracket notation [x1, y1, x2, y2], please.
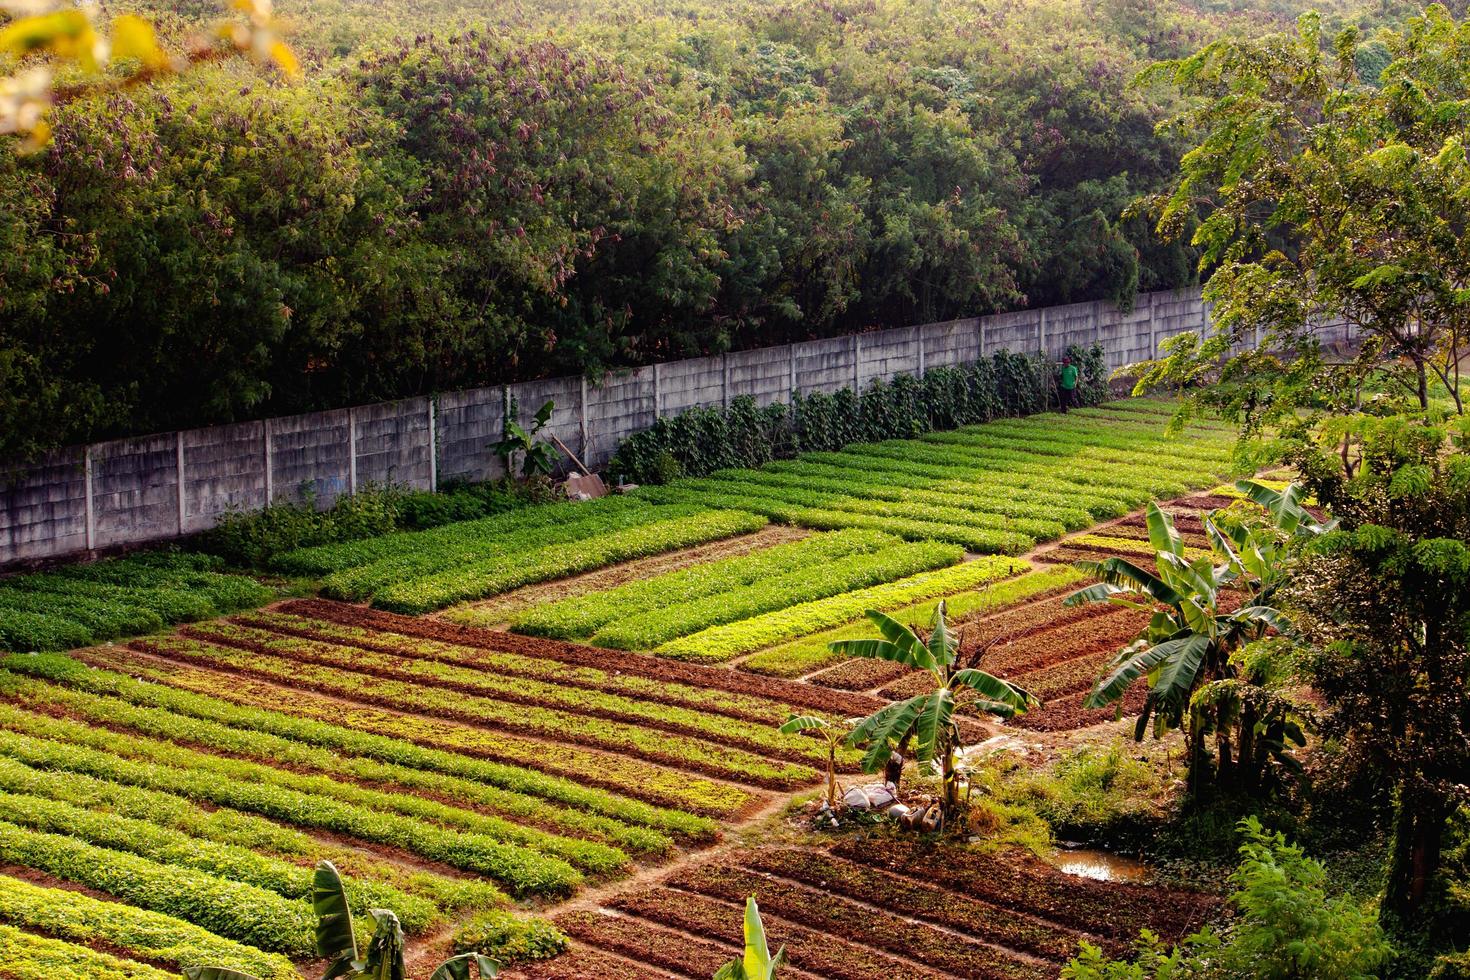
[829, 601, 1036, 821]
[1067, 501, 1292, 797]
[777, 714, 851, 809]
[185, 862, 498, 980]
[713, 897, 785, 980]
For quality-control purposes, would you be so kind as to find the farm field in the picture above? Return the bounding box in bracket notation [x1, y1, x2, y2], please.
[520, 838, 1221, 980]
[0, 399, 1245, 979]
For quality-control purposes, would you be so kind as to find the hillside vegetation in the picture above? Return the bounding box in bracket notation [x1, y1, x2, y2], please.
[0, 0, 1390, 459]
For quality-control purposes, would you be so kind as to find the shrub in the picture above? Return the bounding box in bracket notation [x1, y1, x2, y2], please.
[452, 909, 569, 964]
[0, 611, 92, 652]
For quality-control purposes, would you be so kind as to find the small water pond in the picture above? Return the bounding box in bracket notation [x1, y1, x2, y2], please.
[1049, 845, 1150, 883]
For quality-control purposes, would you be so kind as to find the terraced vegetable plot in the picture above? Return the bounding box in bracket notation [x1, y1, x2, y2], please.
[521, 838, 1220, 980]
[631, 403, 1238, 555]
[0, 600, 910, 978]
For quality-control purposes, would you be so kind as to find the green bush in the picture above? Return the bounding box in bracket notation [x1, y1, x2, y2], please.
[0, 611, 91, 652]
[451, 909, 569, 964]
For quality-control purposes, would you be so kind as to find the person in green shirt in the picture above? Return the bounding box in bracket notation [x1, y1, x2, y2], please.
[1058, 357, 1079, 413]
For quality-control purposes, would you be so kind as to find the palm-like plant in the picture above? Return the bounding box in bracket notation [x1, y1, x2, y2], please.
[778, 714, 851, 809]
[1067, 500, 1293, 796]
[713, 897, 785, 980]
[829, 601, 1036, 821]
[185, 863, 499, 980]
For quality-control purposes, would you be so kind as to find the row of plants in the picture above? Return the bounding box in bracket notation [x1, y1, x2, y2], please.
[242, 612, 827, 730]
[654, 556, 1026, 662]
[0, 817, 317, 956]
[0, 922, 178, 980]
[740, 565, 1085, 678]
[6, 673, 643, 870]
[0, 789, 440, 932]
[0, 752, 507, 917]
[510, 529, 898, 640]
[178, 622, 853, 770]
[0, 551, 274, 652]
[126, 634, 820, 789]
[588, 541, 964, 651]
[370, 508, 768, 614]
[74, 647, 758, 819]
[0, 707, 586, 897]
[608, 347, 1109, 485]
[0, 874, 298, 980]
[314, 496, 665, 600]
[0, 654, 717, 839]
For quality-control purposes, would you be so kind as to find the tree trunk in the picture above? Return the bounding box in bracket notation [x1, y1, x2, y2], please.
[1383, 787, 1451, 922]
[826, 743, 837, 808]
[941, 748, 960, 821]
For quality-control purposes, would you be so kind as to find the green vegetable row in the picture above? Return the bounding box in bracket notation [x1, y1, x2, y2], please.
[0, 788, 439, 933]
[0, 874, 299, 980]
[130, 634, 818, 788]
[0, 707, 584, 898]
[512, 529, 896, 640]
[372, 508, 768, 614]
[0, 817, 316, 956]
[174, 622, 847, 768]
[0, 922, 179, 980]
[69, 648, 756, 819]
[656, 555, 1024, 662]
[741, 564, 1087, 677]
[589, 539, 963, 650]
[2, 653, 718, 836]
[0, 751, 505, 915]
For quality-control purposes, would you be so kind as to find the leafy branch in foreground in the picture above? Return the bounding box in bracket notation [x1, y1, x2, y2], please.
[830, 600, 1036, 823]
[1, 0, 296, 149]
[186, 861, 503, 980]
[713, 897, 785, 980]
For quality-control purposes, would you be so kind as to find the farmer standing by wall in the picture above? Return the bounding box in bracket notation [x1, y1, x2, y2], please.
[1058, 356, 1078, 413]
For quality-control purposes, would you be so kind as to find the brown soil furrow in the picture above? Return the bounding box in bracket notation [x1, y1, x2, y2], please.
[741, 848, 1096, 962]
[125, 637, 816, 793]
[608, 886, 960, 980]
[450, 526, 811, 624]
[281, 599, 890, 720]
[828, 836, 1220, 944]
[78, 645, 767, 821]
[556, 908, 822, 980]
[1010, 685, 1151, 733]
[502, 943, 686, 980]
[664, 863, 1050, 980]
[175, 627, 835, 774]
[805, 659, 913, 692]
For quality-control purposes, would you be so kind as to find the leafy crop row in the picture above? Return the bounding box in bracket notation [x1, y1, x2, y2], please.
[68, 648, 756, 819]
[588, 540, 963, 650]
[0, 707, 584, 897]
[372, 508, 767, 613]
[0, 552, 274, 652]
[656, 555, 1024, 662]
[179, 622, 849, 768]
[318, 497, 674, 600]
[243, 612, 819, 729]
[511, 529, 896, 640]
[0, 752, 505, 915]
[0, 788, 440, 932]
[0, 923, 178, 980]
[0, 817, 317, 956]
[0, 874, 299, 980]
[275, 494, 653, 576]
[3, 653, 718, 836]
[131, 634, 819, 788]
[741, 564, 1085, 677]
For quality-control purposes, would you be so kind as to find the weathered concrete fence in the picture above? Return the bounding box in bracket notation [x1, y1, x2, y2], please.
[0, 288, 1348, 566]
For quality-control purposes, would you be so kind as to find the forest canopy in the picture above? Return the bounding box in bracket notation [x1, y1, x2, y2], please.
[0, 0, 1414, 458]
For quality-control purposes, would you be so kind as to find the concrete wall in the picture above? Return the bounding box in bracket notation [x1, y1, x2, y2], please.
[0, 286, 1258, 566]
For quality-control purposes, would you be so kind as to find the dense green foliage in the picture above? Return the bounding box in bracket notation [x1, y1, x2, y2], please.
[0, 0, 1284, 458]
